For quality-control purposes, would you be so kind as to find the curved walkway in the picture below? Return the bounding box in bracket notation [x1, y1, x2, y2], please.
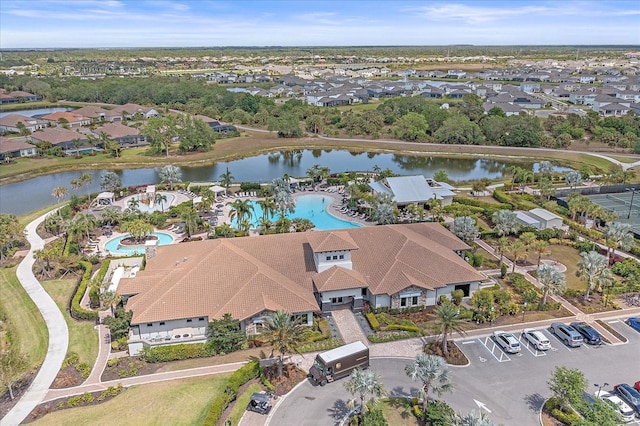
[1, 211, 69, 426]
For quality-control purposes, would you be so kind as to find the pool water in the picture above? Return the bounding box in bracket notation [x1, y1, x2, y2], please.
[104, 232, 174, 255]
[231, 194, 360, 231]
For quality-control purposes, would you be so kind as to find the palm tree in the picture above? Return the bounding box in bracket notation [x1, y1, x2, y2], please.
[519, 231, 537, 252]
[344, 368, 387, 415]
[127, 197, 140, 212]
[603, 222, 634, 261]
[428, 196, 444, 222]
[227, 199, 255, 227]
[101, 207, 122, 227]
[215, 223, 235, 238]
[506, 240, 527, 273]
[577, 251, 614, 301]
[257, 197, 277, 221]
[530, 240, 551, 267]
[51, 186, 67, 216]
[154, 193, 168, 212]
[567, 193, 591, 221]
[564, 170, 583, 190]
[79, 172, 93, 199]
[492, 209, 520, 237]
[456, 410, 496, 426]
[158, 164, 182, 190]
[100, 290, 121, 315]
[494, 236, 510, 269]
[259, 218, 273, 234]
[72, 212, 97, 242]
[219, 167, 234, 191]
[180, 209, 199, 238]
[121, 219, 153, 243]
[271, 177, 295, 218]
[262, 310, 307, 377]
[434, 302, 467, 357]
[405, 354, 453, 412]
[537, 264, 566, 305]
[452, 216, 478, 244]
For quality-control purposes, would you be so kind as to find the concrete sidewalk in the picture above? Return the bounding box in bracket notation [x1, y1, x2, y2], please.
[1, 210, 69, 426]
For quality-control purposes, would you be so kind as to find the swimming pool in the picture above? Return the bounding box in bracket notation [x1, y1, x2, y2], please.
[231, 194, 360, 231]
[104, 232, 174, 255]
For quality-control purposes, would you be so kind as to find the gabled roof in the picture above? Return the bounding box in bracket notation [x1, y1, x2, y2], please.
[0, 137, 34, 154]
[41, 111, 89, 123]
[0, 114, 47, 127]
[119, 223, 484, 325]
[96, 122, 140, 139]
[307, 231, 359, 252]
[528, 208, 562, 222]
[30, 127, 86, 145]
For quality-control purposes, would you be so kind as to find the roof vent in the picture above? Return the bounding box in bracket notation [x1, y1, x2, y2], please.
[183, 257, 188, 262]
[175, 261, 180, 266]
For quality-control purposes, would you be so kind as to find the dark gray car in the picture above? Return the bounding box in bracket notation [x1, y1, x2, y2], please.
[247, 393, 272, 415]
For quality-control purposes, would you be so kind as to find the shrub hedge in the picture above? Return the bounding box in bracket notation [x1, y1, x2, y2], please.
[385, 324, 419, 332]
[202, 360, 260, 426]
[70, 261, 99, 321]
[365, 312, 380, 330]
[453, 196, 511, 210]
[140, 343, 215, 363]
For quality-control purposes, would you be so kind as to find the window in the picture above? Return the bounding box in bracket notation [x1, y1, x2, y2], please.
[186, 319, 192, 323]
[339, 255, 344, 260]
[400, 296, 420, 308]
[361, 288, 367, 296]
[332, 255, 338, 260]
[198, 317, 205, 321]
[412, 296, 419, 305]
[331, 297, 343, 304]
[146, 323, 153, 327]
[326, 256, 331, 261]
[159, 322, 165, 325]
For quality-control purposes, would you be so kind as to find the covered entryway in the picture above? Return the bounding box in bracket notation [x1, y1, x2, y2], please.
[454, 283, 471, 297]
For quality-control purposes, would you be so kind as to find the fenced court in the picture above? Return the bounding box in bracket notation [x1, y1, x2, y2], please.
[561, 191, 640, 236]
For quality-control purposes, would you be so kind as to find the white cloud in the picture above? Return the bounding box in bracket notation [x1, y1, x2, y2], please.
[408, 3, 552, 23]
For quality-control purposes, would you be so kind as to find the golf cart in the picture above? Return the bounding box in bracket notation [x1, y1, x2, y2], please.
[247, 392, 272, 415]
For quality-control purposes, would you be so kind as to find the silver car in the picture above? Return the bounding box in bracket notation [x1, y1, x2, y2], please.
[493, 331, 521, 353]
[522, 328, 551, 350]
[595, 390, 636, 423]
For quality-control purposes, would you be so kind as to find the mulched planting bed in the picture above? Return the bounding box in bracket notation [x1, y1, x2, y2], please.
[24, 384, 126, 424]
[393, 307, 437, 323]
[101, 357, 158, 381]
[424, 340, 468, 366]
[0, 370, 37, 419]
[51, 365, 85, 389]
[263, 363, 308, 395]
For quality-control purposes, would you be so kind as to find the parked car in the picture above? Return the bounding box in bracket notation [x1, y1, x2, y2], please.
[595, 389, 636, 423]
[549, 322, 583, 347]
[493, 331, 521, 353]
[522, 328, 551, 350]
[570, 321, 602, 345]
[614, 384, 640, 418]
[627, 317, 640, 333]
[247, 393, 272, 415]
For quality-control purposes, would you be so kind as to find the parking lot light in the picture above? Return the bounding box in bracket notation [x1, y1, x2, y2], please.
[625, 188, 636, 220]
[522, 301, 527, 322]
[595, 382, 609, 395]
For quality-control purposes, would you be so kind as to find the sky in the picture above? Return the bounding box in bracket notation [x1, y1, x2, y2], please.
[0, 0, 639, 49]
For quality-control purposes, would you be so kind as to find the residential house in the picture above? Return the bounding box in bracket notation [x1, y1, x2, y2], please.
[30, 127, 88, 152]
[72, 105, 122, 123]
[41, 111, 91, 128]
[0, 91, 42, 103]
[193, 115, 237, 134]
[0, 114, 49, 134]
[95, 122, 147, 146]
[368, 175, 456, 207]
[0, 136, 36, 161]
[111, 103, 160, 120]
[118, 223, 485, 355]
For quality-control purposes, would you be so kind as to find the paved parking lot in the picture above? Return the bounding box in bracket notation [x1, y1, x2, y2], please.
[264, 315, 640, 426]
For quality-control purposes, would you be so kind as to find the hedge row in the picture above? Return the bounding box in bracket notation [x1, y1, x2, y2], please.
[384, 324, 419, 332]
[202, 360, 260, 426]
[365, 312, 380, 330]
[453, 196, 511, 210]
[70, 261, 99, 322]
[140, 343, 215, 363]
[564, 219, 604, 241]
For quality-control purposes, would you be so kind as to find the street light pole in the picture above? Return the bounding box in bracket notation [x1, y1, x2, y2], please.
[595, 382, 609, 396]
[627, 188, 636, 220]
[522, 301, 527, 322]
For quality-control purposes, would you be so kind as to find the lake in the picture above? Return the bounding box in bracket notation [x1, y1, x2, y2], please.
[0, 107, 73, 118]
[0, 149, 568, 216]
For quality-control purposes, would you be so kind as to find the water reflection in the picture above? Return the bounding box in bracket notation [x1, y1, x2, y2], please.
[0, 149, 568, 216]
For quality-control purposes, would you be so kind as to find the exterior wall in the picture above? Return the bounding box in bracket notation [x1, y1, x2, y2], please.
[243, 311, 313, 335]
[128, 336, 206, 356]
[314, 250, 352, 272]
[372, 294, 390, 308]
[543, 218, 563, 229]
[390, 285, 427, 309]
[319, 288, 362, 303]
[131, 317, 208, 341]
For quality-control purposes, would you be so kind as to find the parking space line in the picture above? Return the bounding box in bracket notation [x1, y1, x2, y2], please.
[607, 320, 620, 324]
[461, 340, 476, 345]
[546, 330, 572, 352]
[478, 337, 512, 362]
[517, 335, 547, 357]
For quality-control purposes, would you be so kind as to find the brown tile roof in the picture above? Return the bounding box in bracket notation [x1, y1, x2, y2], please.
[0, 114, 47, 127]
[120, 223, 484, 325]
[96, 122, 140, 139]
[41, 111, 89, 123]
[307, 231, 359, 252]
[30, 127, 86, 145]
[0, 136, 34, 154]
[72, 105, 110, 118]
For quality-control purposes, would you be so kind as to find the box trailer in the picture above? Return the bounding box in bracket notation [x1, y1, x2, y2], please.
[308, 341, 369, 386]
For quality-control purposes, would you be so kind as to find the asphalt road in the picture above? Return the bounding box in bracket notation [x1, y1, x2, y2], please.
[267, 318, 640, 426]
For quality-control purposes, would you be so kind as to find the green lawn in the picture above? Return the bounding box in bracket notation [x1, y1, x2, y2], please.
[379, 398, 420, 426]
[40, 278, 98, 366]
[228, 383, 262, 425]
[30, 374, 230, 426]
[536, 245, 584, 290]
[0, 266, 48, 369]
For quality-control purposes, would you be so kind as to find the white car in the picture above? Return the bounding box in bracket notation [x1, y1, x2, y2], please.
[493, 331, 521, 353]
[595, 390, 636, 423]
[522, 328, 551, 351]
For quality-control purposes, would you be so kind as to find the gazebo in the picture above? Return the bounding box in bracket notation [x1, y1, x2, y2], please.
[95, 192, 115, 206]
[209, 185, 227, 199]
